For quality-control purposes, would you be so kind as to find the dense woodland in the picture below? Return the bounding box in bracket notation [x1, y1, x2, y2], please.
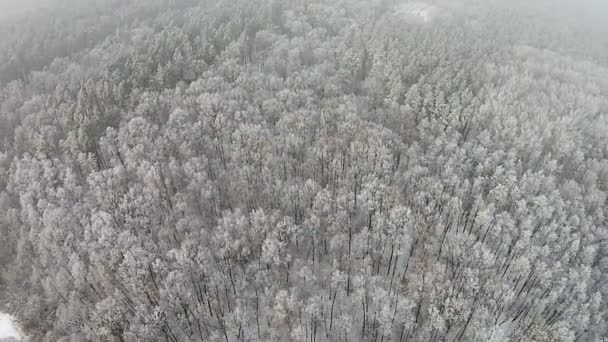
[1, 0, 608, 341]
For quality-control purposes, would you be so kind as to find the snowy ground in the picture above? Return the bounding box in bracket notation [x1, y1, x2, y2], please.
[395, 2, 443, 23]
[0, 313, 21, 341]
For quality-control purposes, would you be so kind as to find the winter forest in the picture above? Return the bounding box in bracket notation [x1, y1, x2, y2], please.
[0, 0, 608, 341]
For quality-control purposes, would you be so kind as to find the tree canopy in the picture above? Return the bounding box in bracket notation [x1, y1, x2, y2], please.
[0, 0, 607, 341]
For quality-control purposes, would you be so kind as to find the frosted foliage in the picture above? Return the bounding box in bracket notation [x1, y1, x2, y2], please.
[0, 0, 607, 341]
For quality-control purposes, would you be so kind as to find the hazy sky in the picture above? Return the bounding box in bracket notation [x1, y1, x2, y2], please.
[0, 0, 52, 18]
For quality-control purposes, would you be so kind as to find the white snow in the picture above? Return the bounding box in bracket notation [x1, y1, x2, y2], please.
[395, 2, 443, 23]
[0, 313, 21, 340]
